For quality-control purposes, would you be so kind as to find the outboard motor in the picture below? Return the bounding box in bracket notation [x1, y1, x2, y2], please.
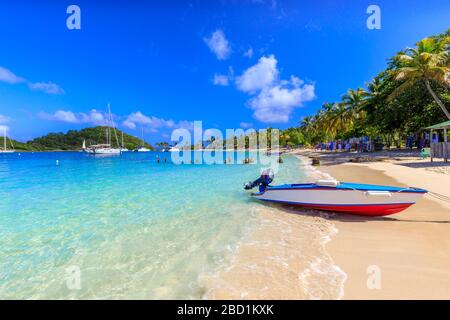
[244, 168, 274, 192]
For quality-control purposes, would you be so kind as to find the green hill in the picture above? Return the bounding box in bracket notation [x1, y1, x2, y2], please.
[4, 127, 153, 151]
[0, 137, 36, 151]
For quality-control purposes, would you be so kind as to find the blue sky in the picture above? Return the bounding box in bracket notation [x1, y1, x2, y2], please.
[0, 0, 449, 143]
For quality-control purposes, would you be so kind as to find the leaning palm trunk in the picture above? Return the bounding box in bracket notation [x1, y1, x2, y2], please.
[424, 79, 450, 120]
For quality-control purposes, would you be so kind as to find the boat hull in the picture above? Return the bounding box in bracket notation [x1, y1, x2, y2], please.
[252, 183, 426, 216]
[134, 147, 151, 152]
[258, 200, 413, 216]
[84, 148, 121, 155]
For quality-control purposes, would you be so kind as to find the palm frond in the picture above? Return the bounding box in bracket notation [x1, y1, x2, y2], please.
[387, 78, 418, 101]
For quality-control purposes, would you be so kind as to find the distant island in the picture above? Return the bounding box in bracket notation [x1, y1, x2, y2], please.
[1, 126, 154, 151]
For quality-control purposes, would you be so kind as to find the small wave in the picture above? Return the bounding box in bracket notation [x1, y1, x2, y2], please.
[294, 154, 347, 299]
[201, 155, 347, 300]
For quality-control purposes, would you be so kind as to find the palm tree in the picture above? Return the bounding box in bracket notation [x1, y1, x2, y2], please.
[314, 102, 337, 137]
[299, 115, 318, 145]
[335, 88, 369, 133]
[389, 37, 450, 119]
[280, 133, 290, 146]
[300, 116, 314, 130]
[319, 102, 335, 132]
[342, 88, 368, 115]
[329, 103, 351, 135]
[365, 77, 383, 100]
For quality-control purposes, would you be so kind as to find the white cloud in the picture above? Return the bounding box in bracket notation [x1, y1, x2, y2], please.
[176, 120, 194, 131]
[0, 67, 25, 84]
[0, 65, 64, 95]
[236, 55, 315, 123]
[28, 82, 65, 95]
[0, 115, 11, 132]
[122, 112, 192, 132]
[204, 29, 231, 60]
[240, 122, 253, 128]
[38, 108, 194, 135]
[51, 110, 78, 123]
[39, 110, 78, 123]
[244, 47, 254, 58]
[236, 55, 278, 93]
[122, 119, 136, 130]
[38, 109, 110, 125]
[0, 114, 11, 123]
[213, 67, 234, 86]
[213, 73, 230, 86]
[79, 109, 110, 125]
[249, 76, 315, 123]
[122, 112, 174, 129]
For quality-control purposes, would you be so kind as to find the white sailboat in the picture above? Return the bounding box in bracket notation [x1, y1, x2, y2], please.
[134, 128, 151, 152]
[0, 127, 15, 153]
[120, 132, 129, 152]
[83, 104, 121, 155]
[168, 146, 180, 152]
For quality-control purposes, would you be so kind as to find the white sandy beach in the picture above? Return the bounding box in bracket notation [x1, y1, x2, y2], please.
[205, 150, 450, 300]
[321, 159, 450, 299]
[299, 150, 450, 299]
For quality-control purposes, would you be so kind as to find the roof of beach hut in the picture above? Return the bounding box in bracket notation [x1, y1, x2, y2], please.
[425, 120, 450, 130]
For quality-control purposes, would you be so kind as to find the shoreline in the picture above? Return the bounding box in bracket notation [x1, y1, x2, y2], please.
[293, 149, 450, 299]
[202, 154, 347, 300]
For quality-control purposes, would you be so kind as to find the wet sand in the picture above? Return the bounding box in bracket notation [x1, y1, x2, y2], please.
[202, 207, 346, 299]
[202, 158, 346, 300]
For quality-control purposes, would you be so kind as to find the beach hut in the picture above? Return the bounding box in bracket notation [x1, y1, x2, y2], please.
[425, 120, 450, 162]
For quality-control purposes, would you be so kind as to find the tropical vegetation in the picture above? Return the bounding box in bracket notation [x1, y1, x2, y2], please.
[279, 29, 450, 148]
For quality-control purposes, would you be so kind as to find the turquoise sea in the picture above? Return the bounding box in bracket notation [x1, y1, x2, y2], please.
[0, 151, 310, 299]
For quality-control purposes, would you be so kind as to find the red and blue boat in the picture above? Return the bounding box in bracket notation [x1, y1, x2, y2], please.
[245, 171, 427, 216]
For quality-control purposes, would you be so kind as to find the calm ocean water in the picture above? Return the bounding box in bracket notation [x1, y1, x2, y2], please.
[0, 151, 309, 299]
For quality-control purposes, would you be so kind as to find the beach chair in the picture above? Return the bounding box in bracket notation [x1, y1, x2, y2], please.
[420, 148, 430, 159]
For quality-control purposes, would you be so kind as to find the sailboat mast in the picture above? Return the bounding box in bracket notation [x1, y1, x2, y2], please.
[107, 103, 120, 148]
[107, 103, 111, 146]
[3, 127, 6, 151]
